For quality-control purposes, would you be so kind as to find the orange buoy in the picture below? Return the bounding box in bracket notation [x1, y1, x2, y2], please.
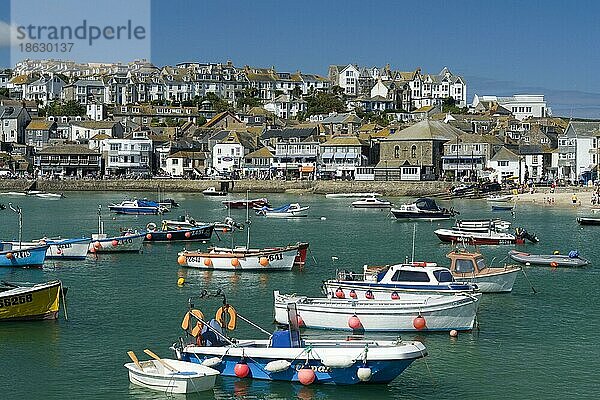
[234, 362, 250, 378]
[146, 233, 152, 240]
[349, 289, 357, 299]
[223, 228, 228, 233]
[550, 261, 558, 268]
[391, 291, 400, 300]
[5, 252, 13, 259]
[259, 257, 269, 267]
[231, 258, 240, 267]
[111, 240, 119, 247]
[365, 290, 374, 299]
[348, 315, 362, 330]
[297, 367, 316, 385]
[94, 241, 102, 249]
[184, 231, 191, 238]
[89, 247, 96, 253]
[177, 255, 187, 265]
[166, 233, 173, 240]
[204, 258, 212, 267]
[413, 315, 426, 330]
[335, 288, 345, 299]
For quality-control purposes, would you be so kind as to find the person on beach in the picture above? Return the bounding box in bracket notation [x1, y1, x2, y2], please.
[572, 193, 577, 206]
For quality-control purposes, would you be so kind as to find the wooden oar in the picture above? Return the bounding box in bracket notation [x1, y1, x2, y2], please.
[127, 351, 143, 371]
[143, 349, 178, 372]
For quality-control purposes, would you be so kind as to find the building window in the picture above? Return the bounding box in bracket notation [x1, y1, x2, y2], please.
[394, 146, 400, 158]
[498, 161, 509, 167]
[411, 145, 417, 158]
[172, 159, 179, 165]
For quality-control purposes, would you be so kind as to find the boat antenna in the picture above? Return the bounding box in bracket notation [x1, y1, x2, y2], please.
[8, 203, 22, 247]
[97, 205, 103, 234]
[411, 223, 417, 262]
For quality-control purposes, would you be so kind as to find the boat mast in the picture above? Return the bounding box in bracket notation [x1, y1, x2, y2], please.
[411, 223, 416, 262]
[97, 205, 103, 234]
[8, 203, 22, 247]
[246, 189, 251, 249]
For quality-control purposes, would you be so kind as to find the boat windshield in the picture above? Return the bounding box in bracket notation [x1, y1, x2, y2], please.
[455, 259, 475, 273]
[391, 270, 430, 282]
[433, 269, 454, 283]
[476, 257, 487, 271]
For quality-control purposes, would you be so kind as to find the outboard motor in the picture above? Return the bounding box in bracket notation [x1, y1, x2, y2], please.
[515, 227, 539, 244]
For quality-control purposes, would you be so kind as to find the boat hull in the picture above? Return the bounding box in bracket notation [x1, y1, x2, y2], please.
[274, 292, 480, 332]
[434, 229, 517, 245]
[181, 247, 299, 271]
[176, 338, 426, 385]
[0, 280, 61, 321]
[323, 281, 476, 299]
[577, 217, 600, 226]
[222, 198, 269, 209]
[390, 211, 453, 221]
[0, 245, 48, 268]
[125, 359, 218, 394]
[451, 268, 520, 293]
[90, 233, 145, 253]
[508, 250, 589, 267]
[108, 206, 160, 215]
[144, 225, 214, 243]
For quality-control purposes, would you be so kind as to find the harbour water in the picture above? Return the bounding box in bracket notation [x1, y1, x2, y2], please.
[1, 192, 599, 399]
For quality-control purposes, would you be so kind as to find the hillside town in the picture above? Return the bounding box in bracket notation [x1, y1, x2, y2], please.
[0, 58, 596, 185]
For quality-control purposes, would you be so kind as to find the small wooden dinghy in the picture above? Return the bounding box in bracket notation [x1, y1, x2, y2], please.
[508, 250, 589, 267]
[125, 350, 219, 394]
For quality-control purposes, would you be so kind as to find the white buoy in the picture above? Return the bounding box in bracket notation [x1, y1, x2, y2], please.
[201, 357, 222, 367]
[450, 329, 458, 338]
[320, 216, 327, 220]
[357, 367, 372, 382]
[264, 360, 291, 373]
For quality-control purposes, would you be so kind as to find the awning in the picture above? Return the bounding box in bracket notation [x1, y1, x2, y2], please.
[333, 152, 346, 159]
[321, 152, 334, 159]
[299, 166, 315, 173]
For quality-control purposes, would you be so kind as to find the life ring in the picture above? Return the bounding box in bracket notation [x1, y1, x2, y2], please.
[146, 222, 157, 232]
[215, 305, 237, 330]
[182, 309, 204, 331]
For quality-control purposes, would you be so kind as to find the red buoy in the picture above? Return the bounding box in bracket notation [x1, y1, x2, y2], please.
[94, 241, 102, 249]
[391, 291, 400, 300]
[335, 288, 345, 299]
[184, 231, 191, 238]
[349, 289, 357, 299]
[234, 362, 250, 378]
[550, 261, 558, 268]
[348, 315, 362, 330]
[365, 290, 374, 299]
[413, 315, 426, 330]
[297, 315, 305, 327]
[111, 240, 119, 247]
[146, 233, 152, 240]
[297, 367, 316, 385]
[166, 233, 173, 240]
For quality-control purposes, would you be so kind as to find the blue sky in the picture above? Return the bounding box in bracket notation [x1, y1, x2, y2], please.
[1, 0, 600, 117]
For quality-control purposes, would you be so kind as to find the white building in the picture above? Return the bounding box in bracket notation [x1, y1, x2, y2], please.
[70, 121, 123, 143]
[329, 64, 360, 96]
[557, 121, 600, 182]
[105, 131, 153, 175]
[487, 146, 522, 183]
[472, 94, 548, 120]
[212, 131, 256, 173]
[264, 94, 307, 119]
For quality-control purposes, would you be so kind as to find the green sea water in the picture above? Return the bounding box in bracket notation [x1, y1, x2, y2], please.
[0, 191, 599, 400]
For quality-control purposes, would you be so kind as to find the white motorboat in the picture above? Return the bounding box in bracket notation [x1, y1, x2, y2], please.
[351, 197, 392, 209]
[89, 206, 145, 253]
[125, 357, 219, 394]
[202, 187, 227, 196]
[454, 219, 511, 232]
[8, 237, 91, 260]
[446, 250, 521, 293]
[255, 203, 309, 218]
[323, 262, 477, 299]
[108, 200, 168, 215]
[326, 192, 382, 199]
[390, 198, 457, 221]
[434, 227, 538, 245]
[274, 290, 481, 332]
[486, 194, 513, 202]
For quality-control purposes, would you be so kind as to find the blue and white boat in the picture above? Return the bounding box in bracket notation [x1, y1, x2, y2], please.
[89, 205, 145, 253]
[323, 262, 478, 300]
[173, 298, 427, 385]
[8, 238, 91, 260]
[0, 242, 48, 268]
[108, 200, 168, 215]
[255, 203, 309, 218]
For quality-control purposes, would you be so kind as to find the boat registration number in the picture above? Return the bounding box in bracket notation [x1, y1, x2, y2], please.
[118, 238, 134, 244]
[294, 364, 331, 373]
[186, 257, 202, 263]
[264, 253, 283, 262]
[0, 294, 33, 308]
[12, 251, 31, 259]
[56, 244, 72, 249]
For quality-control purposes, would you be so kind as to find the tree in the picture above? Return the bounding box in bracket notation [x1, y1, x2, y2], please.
[44, 100, 86, 116]
[235, 88, 262, 110]
[203, 92, 231, 113]
[291, 86, 303, 99]
[306, 92, 346, 116]
[330, 85, 344, 97]
[0, 87, 9, 97]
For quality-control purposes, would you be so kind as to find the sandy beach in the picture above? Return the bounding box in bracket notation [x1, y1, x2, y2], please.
[512, 187, 598, 208]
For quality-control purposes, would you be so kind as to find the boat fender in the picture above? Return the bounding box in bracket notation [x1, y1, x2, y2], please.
[215, 305, 237, 330]
[264, 360, 291, 373]
[202, 357, 222, 367]
[357, 366, 373, 382]
[320, 355, 355, 369]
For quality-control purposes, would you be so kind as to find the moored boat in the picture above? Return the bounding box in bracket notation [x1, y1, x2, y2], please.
[222, 197, 269, 209]
[351, 197, 392, 209]
[434, 227, 538, 245]
[390, 198, 457, 221]
[0, 243, 48, 268]
[89, 205, 146, 253]
[202, 187, 227, 196]
[274, 290, 481, 332]
[125, 354, 218, 394]
[8, 237, 91, 260]
[173, 297, 427, 384]
[491, 204, 514, 211]
[108, 200, 168, 215]
[0, 280, 62, 321]
[576, 217, 600, 225]
[446, 250, 521, 293]
[325, 192, 382, 199]
[508, 250, 589, 267]
[454, 219, 511, 232]
[144, 223, 214, 243]
[255, 203, 309, 218]
[323, 262, 477, 299]
[486, 194, 512, 202]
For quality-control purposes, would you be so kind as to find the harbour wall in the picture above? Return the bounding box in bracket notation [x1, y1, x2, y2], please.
[0, 179, 452, 196]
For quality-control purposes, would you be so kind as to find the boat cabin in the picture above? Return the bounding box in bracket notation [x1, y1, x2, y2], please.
[446, 251, 487, 275]
[360, 263, 456, 285]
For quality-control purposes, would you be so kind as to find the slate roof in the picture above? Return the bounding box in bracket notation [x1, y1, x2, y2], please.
[385, 120, 463, 141]
[245, 146, 274, 159]
[490, 146, 520, 161]
[26, 119, 55, 130]
[262, 127, 317, 140]
[37, 144, 99, 155]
